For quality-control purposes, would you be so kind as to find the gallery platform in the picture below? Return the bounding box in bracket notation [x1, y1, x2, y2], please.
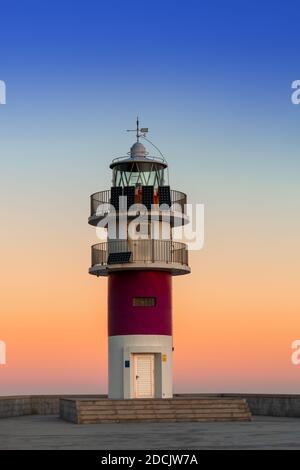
[59, 397, 251, 424]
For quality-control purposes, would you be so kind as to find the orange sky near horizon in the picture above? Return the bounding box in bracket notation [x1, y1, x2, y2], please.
[1, 208, 300, 395]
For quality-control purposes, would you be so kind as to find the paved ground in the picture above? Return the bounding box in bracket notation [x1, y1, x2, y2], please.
[0, 415, 300, 449]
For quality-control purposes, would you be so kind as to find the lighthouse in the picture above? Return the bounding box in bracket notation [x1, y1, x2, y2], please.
[88, 120, 190, 399]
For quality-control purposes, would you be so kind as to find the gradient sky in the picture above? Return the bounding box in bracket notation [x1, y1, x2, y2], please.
[1, 0, 300, 395]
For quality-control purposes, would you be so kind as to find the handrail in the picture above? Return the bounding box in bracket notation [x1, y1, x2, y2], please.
[90, 189, 187, 218]
[91, 240, 188, 267]
[111, 154, 165, 164]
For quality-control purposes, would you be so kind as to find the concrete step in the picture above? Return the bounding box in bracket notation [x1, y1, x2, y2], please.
[78, 414, 251, 423]
[76, 398, 245, 405]
[77, 400, 247, 408]
[79, 416, 251, 424]
[78, 408, 251, 414]
[78, 405, 248, 413]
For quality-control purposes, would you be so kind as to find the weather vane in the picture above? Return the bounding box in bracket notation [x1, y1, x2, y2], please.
[126, 116, 148, 142]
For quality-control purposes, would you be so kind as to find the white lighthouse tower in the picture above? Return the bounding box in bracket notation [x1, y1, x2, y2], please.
[88, 120, 190, 399]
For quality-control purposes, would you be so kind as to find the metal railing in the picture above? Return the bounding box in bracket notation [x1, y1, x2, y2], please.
[90, 189, 187, 218]
[91, 240, 188, 267]
[111, 154, 166, 165]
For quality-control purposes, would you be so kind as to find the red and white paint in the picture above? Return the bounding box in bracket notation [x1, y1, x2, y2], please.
[89, 127, 190, 399]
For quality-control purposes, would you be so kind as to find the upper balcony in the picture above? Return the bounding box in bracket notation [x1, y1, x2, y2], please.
[89, 240, 190, 277]
[88, 188, 188, 228]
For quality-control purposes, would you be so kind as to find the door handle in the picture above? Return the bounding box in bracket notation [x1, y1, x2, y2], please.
[136, 375, 139, 379]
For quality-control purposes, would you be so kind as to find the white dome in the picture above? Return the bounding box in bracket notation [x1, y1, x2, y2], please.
[130, 141, 147, 158]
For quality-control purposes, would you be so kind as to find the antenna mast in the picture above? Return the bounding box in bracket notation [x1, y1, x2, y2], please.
[136, 116, 140, 142]
[126, 116, 148, 142]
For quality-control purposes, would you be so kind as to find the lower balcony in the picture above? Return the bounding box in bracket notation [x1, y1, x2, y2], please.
[89, 240, 190, 276]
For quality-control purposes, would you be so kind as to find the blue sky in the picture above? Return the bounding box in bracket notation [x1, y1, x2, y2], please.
[1, 0, 299, 241]
[1, 0, 299, 201]
[1, 0, 300, 394]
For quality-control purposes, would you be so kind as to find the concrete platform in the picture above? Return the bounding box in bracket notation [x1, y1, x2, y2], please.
[0, 415, 300, 449]
[60, 397, 251, 424]
[2, 394, 300, 419]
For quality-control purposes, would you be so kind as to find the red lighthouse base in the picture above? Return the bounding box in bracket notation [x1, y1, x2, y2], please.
[107, 270, 173, 399]
[108, 270, 172, 336]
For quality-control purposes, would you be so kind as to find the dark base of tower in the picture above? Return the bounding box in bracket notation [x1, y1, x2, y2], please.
[60, 397, 251, 424]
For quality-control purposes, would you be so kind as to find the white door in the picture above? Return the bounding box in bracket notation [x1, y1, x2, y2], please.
[133, 354, 155, 398]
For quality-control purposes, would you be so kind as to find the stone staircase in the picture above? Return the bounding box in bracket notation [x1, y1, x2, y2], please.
[60, 397, 252, 424]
